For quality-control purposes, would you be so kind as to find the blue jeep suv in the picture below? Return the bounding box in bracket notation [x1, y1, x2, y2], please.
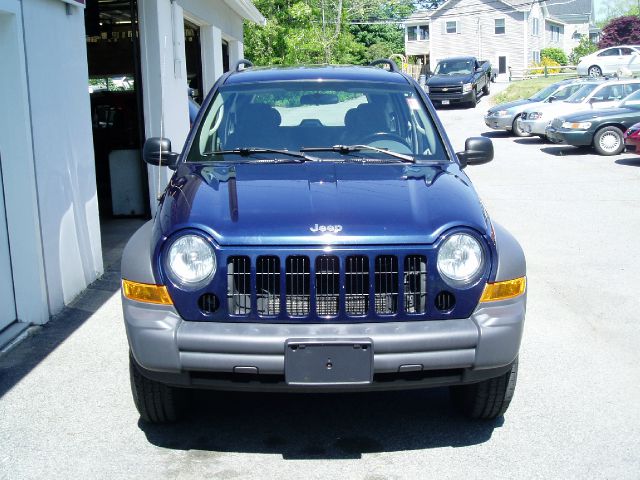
[122, 60, 526, 423]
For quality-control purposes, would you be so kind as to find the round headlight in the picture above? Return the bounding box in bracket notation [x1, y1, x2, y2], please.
[437, 233, 485, 286]
[165, 234, 216, 288]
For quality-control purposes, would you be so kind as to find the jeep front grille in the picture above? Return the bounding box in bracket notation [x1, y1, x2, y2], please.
[227, 254, 429, 318]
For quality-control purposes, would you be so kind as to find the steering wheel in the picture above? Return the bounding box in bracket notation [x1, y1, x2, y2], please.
[360, 132, 411, 150]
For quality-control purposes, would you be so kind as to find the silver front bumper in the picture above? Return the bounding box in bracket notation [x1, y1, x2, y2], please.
[124, 293, 526, 385]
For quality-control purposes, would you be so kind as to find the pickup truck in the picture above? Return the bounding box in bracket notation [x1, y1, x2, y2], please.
[122, 59, 526, 424]
[426, 56, 493, 108]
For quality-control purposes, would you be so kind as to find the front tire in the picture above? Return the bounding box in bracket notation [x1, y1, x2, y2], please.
[482, 81, 490, 96]
[130, 353, 184, 423]
[588, 65, 602, 78]
[467, 89, 478, 108]
[450, 358, 518, 420]
[593, 126, 624, 155]
[511, 115, 529, 137]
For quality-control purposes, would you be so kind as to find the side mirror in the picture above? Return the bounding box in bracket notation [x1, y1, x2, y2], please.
[143, 137, 179, 170]
[456, 137, 493, 168]
[548, 95, 557, 103]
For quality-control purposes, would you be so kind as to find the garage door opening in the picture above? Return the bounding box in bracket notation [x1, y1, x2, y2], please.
[85, 0, 148, 221]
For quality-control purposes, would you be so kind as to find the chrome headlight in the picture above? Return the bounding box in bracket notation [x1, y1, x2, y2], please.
[165, 234, 216, 289]
[462, 83, 473, 93]
[561, 121, 592, 130]
[494, 110, 508, 117]
[437, 233, 485, 286]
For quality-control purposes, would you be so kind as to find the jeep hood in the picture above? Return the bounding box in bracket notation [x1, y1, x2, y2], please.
[158, 162, 489, 246]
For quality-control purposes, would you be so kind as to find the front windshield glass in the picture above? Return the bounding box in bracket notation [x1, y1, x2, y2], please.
[621, 89, 640, 107]
[565, 83, 599, 103]
[529, 84, 559, 102]
[187, 80, 448, 163]
[433, 60, 474, 75]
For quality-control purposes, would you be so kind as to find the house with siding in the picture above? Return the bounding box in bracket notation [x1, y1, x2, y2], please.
[404, 0, 597, 75]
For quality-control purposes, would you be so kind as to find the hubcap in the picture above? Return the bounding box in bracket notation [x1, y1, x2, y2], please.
[600, 132, 620, 152]
[589, 67, 601, 77]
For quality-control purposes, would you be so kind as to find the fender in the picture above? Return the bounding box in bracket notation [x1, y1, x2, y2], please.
[493, 222, 526, 281]
[121, 220, 156, 284]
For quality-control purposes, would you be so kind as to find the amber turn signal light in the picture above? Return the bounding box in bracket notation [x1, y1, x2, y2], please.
[480, 277, 526, 302]
[122, 279, 173, 305]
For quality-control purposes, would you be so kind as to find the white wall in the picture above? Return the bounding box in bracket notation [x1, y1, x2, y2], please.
[138, 0, 248, 212]
[21, 0, 103, 314]
[430, 0, 526, 72]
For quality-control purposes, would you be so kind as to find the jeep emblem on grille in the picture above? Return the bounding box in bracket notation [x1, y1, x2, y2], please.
[310, 224, 343, 233]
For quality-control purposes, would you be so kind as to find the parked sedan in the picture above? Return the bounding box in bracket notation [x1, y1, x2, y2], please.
[577, 46, 640, 77]
[484, 78, 585, 136]
[520, 79, 640, 138]
[545, 89, 640, 155]
[623, 122, 640, 153]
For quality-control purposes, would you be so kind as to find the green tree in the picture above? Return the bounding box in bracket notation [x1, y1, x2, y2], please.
[540, 47, 568, 66]
[569, 36, 599, 64]
[244, 0, 415, 66]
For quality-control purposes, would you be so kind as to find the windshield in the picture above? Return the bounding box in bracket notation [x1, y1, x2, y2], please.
[565, 83, 599, 103]
[529, 84, 559, 102]
[187, 80, 448, 163]
[433, 60, 474, 75]
[621, 89, 640, 107]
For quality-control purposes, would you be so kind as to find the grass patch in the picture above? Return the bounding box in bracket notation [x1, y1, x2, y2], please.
[492, 75, 576, 105]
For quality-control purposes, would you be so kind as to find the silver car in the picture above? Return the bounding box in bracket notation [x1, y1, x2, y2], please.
[520, 79, 640, 137]
[484, 79, 586, 136]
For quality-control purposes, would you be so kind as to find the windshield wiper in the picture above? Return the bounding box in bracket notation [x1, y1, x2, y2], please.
[202, 147, 318, 163]
[301, 144, 415, 163]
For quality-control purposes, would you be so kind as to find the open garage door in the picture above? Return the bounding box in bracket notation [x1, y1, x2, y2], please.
[0, 154, 17, 332]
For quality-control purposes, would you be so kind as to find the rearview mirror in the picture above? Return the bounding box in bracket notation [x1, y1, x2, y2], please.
[142, 137, 179, 170]
[456, 137, 493, 168]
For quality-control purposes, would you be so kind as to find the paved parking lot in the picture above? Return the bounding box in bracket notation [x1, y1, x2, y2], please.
[1, 86, 640, 479]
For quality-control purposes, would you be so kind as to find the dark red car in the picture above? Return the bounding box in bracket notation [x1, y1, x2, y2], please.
[624, 122, 640, 153]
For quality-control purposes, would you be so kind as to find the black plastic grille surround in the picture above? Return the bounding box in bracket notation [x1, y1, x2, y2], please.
[226, 254, 429, 319]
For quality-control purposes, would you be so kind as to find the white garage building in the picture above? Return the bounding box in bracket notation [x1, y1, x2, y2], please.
[0, 0, 265, 348]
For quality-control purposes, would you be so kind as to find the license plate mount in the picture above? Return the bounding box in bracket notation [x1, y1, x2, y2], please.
[285, 339, 373, 385]
[442, 99, 450, 105]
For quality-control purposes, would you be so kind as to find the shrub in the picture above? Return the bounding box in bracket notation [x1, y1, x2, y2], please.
[599, 16, 640, 49]
[541, 47, 568, 66]
[529, 58, 561, 75]
[569, 36, 598, 64]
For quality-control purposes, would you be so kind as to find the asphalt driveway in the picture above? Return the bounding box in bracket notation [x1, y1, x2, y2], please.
[1, 85, 639, 479]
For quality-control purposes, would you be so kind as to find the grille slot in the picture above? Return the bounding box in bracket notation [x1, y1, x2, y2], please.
[315, 256, 339, 316]
[374, 255, 398, 314]
[227, 256, 251, 315]
[346, 255, 370, 315]
[198, 293, 219, 314]
[285, 256, 311, 316]
[256, 256, 280, 316]
[404, 255, 427, 314]
[435, 291, 456, 312]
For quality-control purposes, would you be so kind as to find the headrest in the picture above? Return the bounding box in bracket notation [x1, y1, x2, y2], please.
[238, 103, 282, 129]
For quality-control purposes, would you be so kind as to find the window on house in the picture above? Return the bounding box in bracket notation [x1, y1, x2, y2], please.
[550, 25, 560, 42]
[495, 18, 505, 35]
[418, 25, 429, 40]
[407, 26, 417, 41]
[532, 18, 539, 36]
[533, 51, 540, 63]
[446, 21, 458, 34]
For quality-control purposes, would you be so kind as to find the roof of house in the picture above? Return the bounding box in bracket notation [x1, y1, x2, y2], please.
[545, 0, 592, 18]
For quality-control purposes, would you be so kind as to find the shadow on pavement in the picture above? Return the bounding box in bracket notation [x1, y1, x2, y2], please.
[140, 388, 502, 459]
[540, 146, 593, 156]
[0, 219, 144, 399]
[480, 131, 511, 138]
[513, 137, 546, 145]
[615, 156, 640, 167]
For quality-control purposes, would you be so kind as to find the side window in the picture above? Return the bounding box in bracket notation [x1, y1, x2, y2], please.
[624, 83, 640, 96]
[555, 85, 577, 100]
[598, 48, 619, 57]
[620, 48, 634, 56]
[592, 85, 624, 102]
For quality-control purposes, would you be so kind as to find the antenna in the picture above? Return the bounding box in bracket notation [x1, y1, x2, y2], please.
[157, 35, 168, 201]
